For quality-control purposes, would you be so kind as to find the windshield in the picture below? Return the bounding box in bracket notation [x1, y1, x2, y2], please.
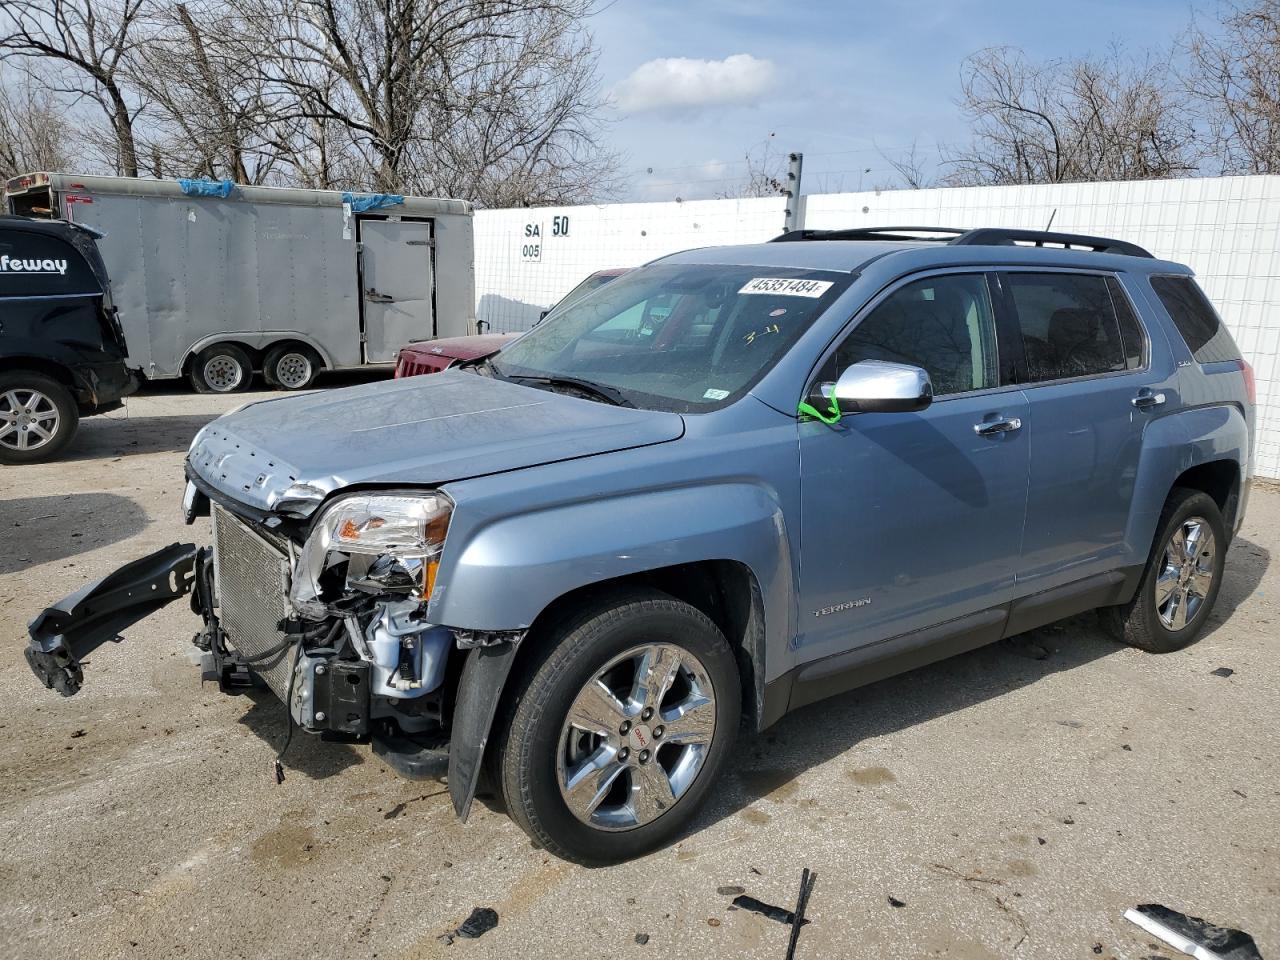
[493, 263, 850, 412]
[549, 272, 621, 317]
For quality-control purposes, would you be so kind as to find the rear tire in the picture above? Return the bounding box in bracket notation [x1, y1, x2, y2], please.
[496, 589, 740, 865]
[1106, 488, 1227, 653]
[190, 343, 253, 393]
[262, 343, 321, 391]
[0, 372, 79, 464]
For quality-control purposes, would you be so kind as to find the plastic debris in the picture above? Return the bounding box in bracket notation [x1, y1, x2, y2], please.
[1124, 904, 1262, 960]
[1211, 667, 1235, 678]
[439, 906, 498, 944]
[731, 895, 806, 926]
[888, 895, 906, 908]
[785, 869, 817, 960]
[634, 933, 649, 945]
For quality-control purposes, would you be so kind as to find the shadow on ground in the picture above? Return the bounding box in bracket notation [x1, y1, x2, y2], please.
[0, 492, 149, 574]
[685, 533, 1271, 842]
[234, 688, 366, 781]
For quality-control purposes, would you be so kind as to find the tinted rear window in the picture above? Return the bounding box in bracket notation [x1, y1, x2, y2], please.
[1150, 276, 1241, 363]
[1005, 272, 1134, 382]
[0, 229, 101, 297]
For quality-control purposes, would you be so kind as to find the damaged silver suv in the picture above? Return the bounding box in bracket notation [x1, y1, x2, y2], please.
[25, 227, 1255, 865]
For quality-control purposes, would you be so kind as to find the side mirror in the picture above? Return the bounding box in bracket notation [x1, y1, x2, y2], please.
[830, 360, 933, 413]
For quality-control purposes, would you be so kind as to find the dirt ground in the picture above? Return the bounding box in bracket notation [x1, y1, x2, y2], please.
[1, 379, 1276, 960]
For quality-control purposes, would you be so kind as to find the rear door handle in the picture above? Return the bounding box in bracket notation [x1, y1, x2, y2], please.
[974, 417, 1022, 436]
[1132, 389, 1166, 410]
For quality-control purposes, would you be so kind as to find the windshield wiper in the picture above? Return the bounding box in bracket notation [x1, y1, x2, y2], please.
[507, 375, 634, 408]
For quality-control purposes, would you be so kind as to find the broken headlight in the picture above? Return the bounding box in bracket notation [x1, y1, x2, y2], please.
[289, 493, 452, 618]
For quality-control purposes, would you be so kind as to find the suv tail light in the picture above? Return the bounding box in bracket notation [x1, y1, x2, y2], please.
[1238, 359, 1256, 406]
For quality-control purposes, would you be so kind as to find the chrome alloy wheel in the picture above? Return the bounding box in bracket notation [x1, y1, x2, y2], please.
[1155, 516, 1216, 631]
[0, 388, 60, 452]
[557, 643, 717, 831]
[275, 352, 313, 388]
[203, 354, 245, 392]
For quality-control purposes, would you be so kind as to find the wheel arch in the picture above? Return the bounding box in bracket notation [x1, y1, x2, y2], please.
[1127, 404, 1250, 558]
[0, 355, 79, 390]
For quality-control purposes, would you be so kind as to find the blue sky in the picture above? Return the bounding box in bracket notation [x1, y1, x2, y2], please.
[590, 0, 1206, 200]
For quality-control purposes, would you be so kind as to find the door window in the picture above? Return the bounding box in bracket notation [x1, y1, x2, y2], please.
[1005, 273, 1141, 382]
[826, 273, 999, 396]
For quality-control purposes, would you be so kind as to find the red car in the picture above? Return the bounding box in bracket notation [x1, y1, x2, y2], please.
[395, 269, 629, 379]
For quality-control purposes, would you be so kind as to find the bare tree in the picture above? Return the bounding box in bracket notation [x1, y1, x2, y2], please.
[220, 0, 616, 202]
[879, 139, 933, 189]
[125, 1, 283, 183]
[718, 136, 785, 199]
[0, 0, 148, 177]
[947, 45, 1199, 185]
[0, 72, 70, 180]
[1183, 0, 1280, 174]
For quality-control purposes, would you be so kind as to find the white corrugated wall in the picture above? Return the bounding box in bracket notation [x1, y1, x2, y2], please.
[474, 176, 1280, 478]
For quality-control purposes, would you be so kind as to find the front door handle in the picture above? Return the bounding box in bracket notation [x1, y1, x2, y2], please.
[974, 416, 1022, 436]
[1132, 389, 1166, 410]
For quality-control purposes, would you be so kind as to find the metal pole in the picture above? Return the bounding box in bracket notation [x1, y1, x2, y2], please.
[783, 152, 804, 233]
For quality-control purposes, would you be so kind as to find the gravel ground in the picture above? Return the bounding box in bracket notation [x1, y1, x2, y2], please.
[1, 381, 1276, 960]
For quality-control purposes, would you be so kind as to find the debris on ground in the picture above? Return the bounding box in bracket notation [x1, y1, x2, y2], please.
[707, 918, 721, 927]
[438, 906, 499, 944]
[717, 885, 746, 896]
[731, 895, 806, 926]
[1124, 904, 1262, 960]
[785, 868, 817, 960]
[888, 895, 906, 908]
[634, 933, 649, 945]
[1211, 667, 1236, 678]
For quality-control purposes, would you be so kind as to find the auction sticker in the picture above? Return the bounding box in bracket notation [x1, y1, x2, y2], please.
[739, 277, 833, 298]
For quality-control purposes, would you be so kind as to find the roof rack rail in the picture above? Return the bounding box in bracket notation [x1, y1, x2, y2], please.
[771, 224, 1153, 258]
[949, 227, 1152, 259]
[772, 226, 967, 243]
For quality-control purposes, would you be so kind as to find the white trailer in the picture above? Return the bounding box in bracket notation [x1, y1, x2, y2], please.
[4, 173, 476, 392]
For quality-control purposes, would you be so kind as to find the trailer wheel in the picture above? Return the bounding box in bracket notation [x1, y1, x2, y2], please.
[0, 371, 80, 464]
[190, 344, 253, 394]
[262, 344, 321, 391]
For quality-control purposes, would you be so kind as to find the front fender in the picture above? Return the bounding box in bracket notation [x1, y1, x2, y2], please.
[429, 482, 793, 679]
[1126, 403, 1250, 556]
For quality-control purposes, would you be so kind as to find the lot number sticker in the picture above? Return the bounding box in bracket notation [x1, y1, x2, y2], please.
[739, 277, 833, 298]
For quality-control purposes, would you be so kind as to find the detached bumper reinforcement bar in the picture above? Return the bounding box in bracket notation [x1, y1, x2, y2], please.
[25, 542, 198, 697]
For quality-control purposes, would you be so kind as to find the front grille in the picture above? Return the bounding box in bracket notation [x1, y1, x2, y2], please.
[212, 505, 294, 699]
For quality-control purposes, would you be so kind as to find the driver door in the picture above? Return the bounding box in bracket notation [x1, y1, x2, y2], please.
[796, 271, 1030, 666]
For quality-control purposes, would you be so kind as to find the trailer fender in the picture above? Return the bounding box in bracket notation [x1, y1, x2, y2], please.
[180, 332, 335, 374]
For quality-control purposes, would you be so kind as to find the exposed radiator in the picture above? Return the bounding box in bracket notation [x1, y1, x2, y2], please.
[212, 505, 294, 700]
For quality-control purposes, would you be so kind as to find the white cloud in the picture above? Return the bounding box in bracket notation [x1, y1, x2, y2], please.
[614, 54, 778, 114]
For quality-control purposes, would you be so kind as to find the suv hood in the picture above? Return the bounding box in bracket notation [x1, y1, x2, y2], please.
[187, 370, 685, 514]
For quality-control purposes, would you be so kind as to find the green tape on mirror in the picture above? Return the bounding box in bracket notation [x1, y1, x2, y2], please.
[797, 396, 841, 424]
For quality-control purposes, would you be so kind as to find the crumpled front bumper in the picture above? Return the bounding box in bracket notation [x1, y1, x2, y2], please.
[25, 542, 198, 696]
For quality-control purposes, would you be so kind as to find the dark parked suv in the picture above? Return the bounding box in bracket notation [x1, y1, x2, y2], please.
[26, 227, 1254, 864]
[0, 215, 136, 463]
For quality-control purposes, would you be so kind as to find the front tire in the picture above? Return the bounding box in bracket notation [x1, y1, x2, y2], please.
[496, 590, 740, 865]
[0, 372, 80, 464]
[190, 343, 253, 393]
[1107, 488, 1227, 652]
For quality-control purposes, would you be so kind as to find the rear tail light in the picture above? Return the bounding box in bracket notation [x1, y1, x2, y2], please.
[1238, 359, 1256, 406]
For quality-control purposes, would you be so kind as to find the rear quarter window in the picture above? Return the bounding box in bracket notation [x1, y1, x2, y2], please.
[0, 230, 101, 298]
[1149, 275, 1241, 364]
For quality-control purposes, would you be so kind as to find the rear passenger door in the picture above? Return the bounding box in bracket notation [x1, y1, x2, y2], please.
[1000, 270, 1161, 593]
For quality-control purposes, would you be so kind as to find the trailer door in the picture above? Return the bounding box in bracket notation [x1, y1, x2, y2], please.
[360, 219, 434, 362]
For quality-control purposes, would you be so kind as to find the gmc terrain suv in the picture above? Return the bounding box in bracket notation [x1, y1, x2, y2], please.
[25, 227, 1254, 865]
